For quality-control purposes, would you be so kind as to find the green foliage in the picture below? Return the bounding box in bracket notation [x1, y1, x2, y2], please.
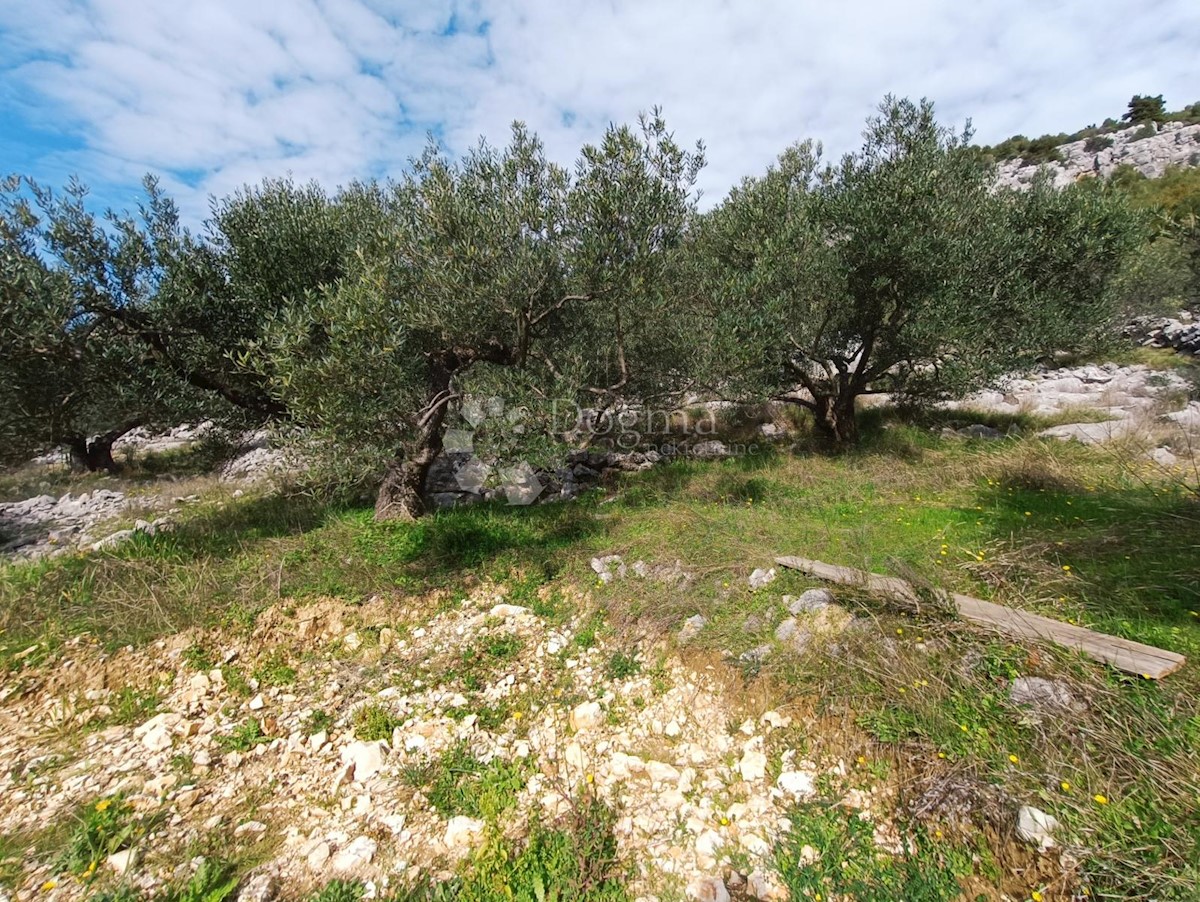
[304, 709, 334, 735]
[216, 719, 269, 753]
[251, 650, 296, 686]
[182, 642, 215, 672]
[56, 796, 143, 878]
[404, 742, 528, 821]
[775, 803, 973, 901]
[255, 114, 703, 519]
[351, 703, 401, 741]
[220, 665, 252, 698]
[99, 686, 160, 727]
[1084, 134, 1115, 153]
[306, 878, 365, 902]
[696, 97, 1144, 443]
[1124, 94, 1167, 124]
[159, 858, 240, 902]
[604, 651, 641, 680]
[457, 793, 629, 902]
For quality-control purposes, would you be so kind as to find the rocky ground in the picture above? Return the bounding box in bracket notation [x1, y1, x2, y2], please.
[4, 358, 1197, 565]
[943, 361, 1197, 455]
[0, 573, 888, 902]
[995, 119, 1200, 189]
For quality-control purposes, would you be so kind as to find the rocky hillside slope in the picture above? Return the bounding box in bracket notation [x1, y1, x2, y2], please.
[996, 120, 1200, 190]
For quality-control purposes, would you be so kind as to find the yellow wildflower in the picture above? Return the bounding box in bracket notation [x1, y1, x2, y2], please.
[42, 880, 57, 892]
[95, 799, 112, 812]
[1008, 754, 1019, 764]
[1061, 781, 1071, 792]
[1094, 794, 1108, 805]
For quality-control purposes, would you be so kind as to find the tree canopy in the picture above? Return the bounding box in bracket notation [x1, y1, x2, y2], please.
[693, 98, 1145, 443]
[0, 97, 1156, 513]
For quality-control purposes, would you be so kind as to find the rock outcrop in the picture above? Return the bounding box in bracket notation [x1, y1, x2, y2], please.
[996, 120, 1200, 190]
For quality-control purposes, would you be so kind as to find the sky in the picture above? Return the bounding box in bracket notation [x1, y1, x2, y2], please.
[1, 0, 1197, 223]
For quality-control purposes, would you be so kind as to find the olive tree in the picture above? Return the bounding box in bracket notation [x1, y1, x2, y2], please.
[258, 115, 703, 519]
[695, 97, 1144, 444]
[0, 176, 203, 469]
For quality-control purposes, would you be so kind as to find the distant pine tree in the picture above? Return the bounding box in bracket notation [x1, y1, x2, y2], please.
[1123, 94, 1167, 124]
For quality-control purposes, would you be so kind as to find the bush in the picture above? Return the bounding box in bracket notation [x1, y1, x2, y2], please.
[1085, 135, 1115, 153]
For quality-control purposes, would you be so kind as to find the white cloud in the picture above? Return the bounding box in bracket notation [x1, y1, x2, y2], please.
[1, 0, 1196, 218]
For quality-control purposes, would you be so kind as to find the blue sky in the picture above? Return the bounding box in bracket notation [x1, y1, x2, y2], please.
[1, 0, 1197, 222]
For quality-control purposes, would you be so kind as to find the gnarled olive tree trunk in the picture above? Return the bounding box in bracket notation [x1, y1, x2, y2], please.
[62, 420, 143, 473]
[374, 342, 515, 521]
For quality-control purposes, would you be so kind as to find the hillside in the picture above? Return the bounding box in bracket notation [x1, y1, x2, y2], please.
[996, 119, 1200, 189]
[2, 348, 1200, 902]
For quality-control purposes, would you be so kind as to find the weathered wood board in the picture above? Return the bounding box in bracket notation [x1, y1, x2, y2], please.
[775, 555, 1186, 679]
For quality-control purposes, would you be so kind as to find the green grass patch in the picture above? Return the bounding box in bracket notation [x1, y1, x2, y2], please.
[403, 742, 528, 822]
[351, 703, 401, 742]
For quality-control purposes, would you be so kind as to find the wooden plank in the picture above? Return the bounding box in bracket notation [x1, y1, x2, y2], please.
[775, 555, 1186, 679]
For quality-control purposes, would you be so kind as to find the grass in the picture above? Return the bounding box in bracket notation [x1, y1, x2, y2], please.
[1, 386, 1198, 898]
[403, 741, 529, 822]
[215, 719, 270, 753]
[55, 795, 145, 880]
[351, 702, 401, 741]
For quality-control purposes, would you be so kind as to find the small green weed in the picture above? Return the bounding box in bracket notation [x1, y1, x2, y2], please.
[182, 642, 216, 672]
[221, 665, 252, 698]
[216, 719, 269, 753]
[97, 686, 160, 728]
[304, 709, 334, 735]
[306, 878, 364, 902]
[776, 802, 973, 901]
[604, 651, 641, 680]
[404, 742, 528, 822]
[251, 651, 296, 687]
[351, 703, 401, 741]
[56, 796, 143, 879]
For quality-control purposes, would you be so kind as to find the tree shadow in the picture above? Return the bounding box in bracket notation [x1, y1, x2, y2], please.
[972, 474, 1199, 653]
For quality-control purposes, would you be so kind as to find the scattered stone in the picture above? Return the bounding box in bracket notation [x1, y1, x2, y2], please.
[1016, 805, 1060, 851]
[957, 424, 1004, 440]
[776, 770, 817, 800]
[690, 440, 732, 459]
[748, 568, 777, 590]
[678, 614, 707, 644]
[106, 849, 139, 875]
[341, 740, 387, 782]
[738, 742, 768, 782]
[1009, 677, 1080, 718]
[306, 842, 331, 872]
[746, 870, 787, 900]
[591, 555, 626, 584]
[1150, 447, 1178, 467]
[687, 876, 730, 902]
[444, 816, 485, 848]
[772, 617, 796, 642]
[788, 589, 834, 613]
[570, 701, 604, 732]
[237, 873, 279, 902]
[331, 836, 378, 872]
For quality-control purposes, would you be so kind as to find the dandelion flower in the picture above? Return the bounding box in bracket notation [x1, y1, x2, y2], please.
[42, 881, 57, 892]
[1061, 781, 1071, 792]
[1008, 754, 1019, 764]
[95, 799, 112, 812]
[1062, 565, 1072, 572]
[1032, 892, 1044, 902]
[1094, 794, 1108, 805]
